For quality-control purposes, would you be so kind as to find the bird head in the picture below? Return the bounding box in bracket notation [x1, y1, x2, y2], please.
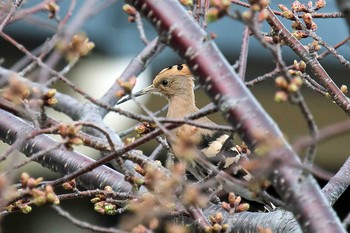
[117, 64, 194, 104]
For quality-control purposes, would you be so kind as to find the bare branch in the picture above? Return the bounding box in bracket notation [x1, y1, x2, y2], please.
[126, 0, 346, 232]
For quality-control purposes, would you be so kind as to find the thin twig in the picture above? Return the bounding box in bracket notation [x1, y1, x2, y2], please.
[293, 119, 350, 153]
[309, 31, 350, 68]
[245, 67, 280, 87]
[52, 205, 129, 233]
[0, 0, 24, 32]
[318, 36, 350, 60]
[238, 26, 250, 81]
[265, 7, 350, 115]
[58, 0, 77, 30]
[239, 9, 319, 164]
[46, 104, 221, 187]
[343, 210, 350, 229]
[3, 143, 63, 175]
[229, 0, 344, 18]
[290, 12, 350, 69]
[135, 12, 149, 44]
[131, 95, 172, 139]
[148, 143, 164, 160]
[58, 189, 136, 201]
[9, 0, 52, 22]
[322, 156, 350, 206]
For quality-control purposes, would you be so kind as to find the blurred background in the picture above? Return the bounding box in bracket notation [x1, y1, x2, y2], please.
[1, 0, 350, 232]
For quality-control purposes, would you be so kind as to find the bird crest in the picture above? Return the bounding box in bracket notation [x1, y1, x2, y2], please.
[158, 64, 192, 77]
[152, 64, 195, 98]
[154, 64, 192, 85]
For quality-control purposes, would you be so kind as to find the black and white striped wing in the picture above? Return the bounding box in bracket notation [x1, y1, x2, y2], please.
[198, 131, 253, 182]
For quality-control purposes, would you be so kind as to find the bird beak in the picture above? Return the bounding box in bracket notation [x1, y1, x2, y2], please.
[117, 85, 157, 105]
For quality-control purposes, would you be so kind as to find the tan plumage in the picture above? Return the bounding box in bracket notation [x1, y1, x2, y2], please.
[118, 64, 262, 202]
[152, 64, 216, 160]
[120, 64, 247, 170]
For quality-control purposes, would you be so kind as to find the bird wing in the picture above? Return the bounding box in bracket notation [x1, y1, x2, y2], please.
[198, 130, 253, 181]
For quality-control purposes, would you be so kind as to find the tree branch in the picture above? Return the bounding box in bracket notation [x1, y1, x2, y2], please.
[0, 109, 132, 193]
[125, 0, 346, 232]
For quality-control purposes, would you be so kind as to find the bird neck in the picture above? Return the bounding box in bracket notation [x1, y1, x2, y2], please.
[166, 94, 198, 119]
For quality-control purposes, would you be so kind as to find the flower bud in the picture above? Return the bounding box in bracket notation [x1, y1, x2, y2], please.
[21, 205, 32, 214]
[237, 203, 250, 212]
[206, 8, 219, 23]
[275, 76, 288, 88]
[180, 0, 193, 6]
[341, 85, 348, 94]
[274, 91, 288, 103]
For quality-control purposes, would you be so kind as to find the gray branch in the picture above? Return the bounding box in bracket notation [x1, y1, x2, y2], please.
[0, 109, 131, 192]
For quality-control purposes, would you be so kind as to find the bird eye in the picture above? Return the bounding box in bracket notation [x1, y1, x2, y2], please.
[162, 80, 169, 86]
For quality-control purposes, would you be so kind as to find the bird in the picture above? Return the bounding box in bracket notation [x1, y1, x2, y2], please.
[117, 64, 264, 202]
